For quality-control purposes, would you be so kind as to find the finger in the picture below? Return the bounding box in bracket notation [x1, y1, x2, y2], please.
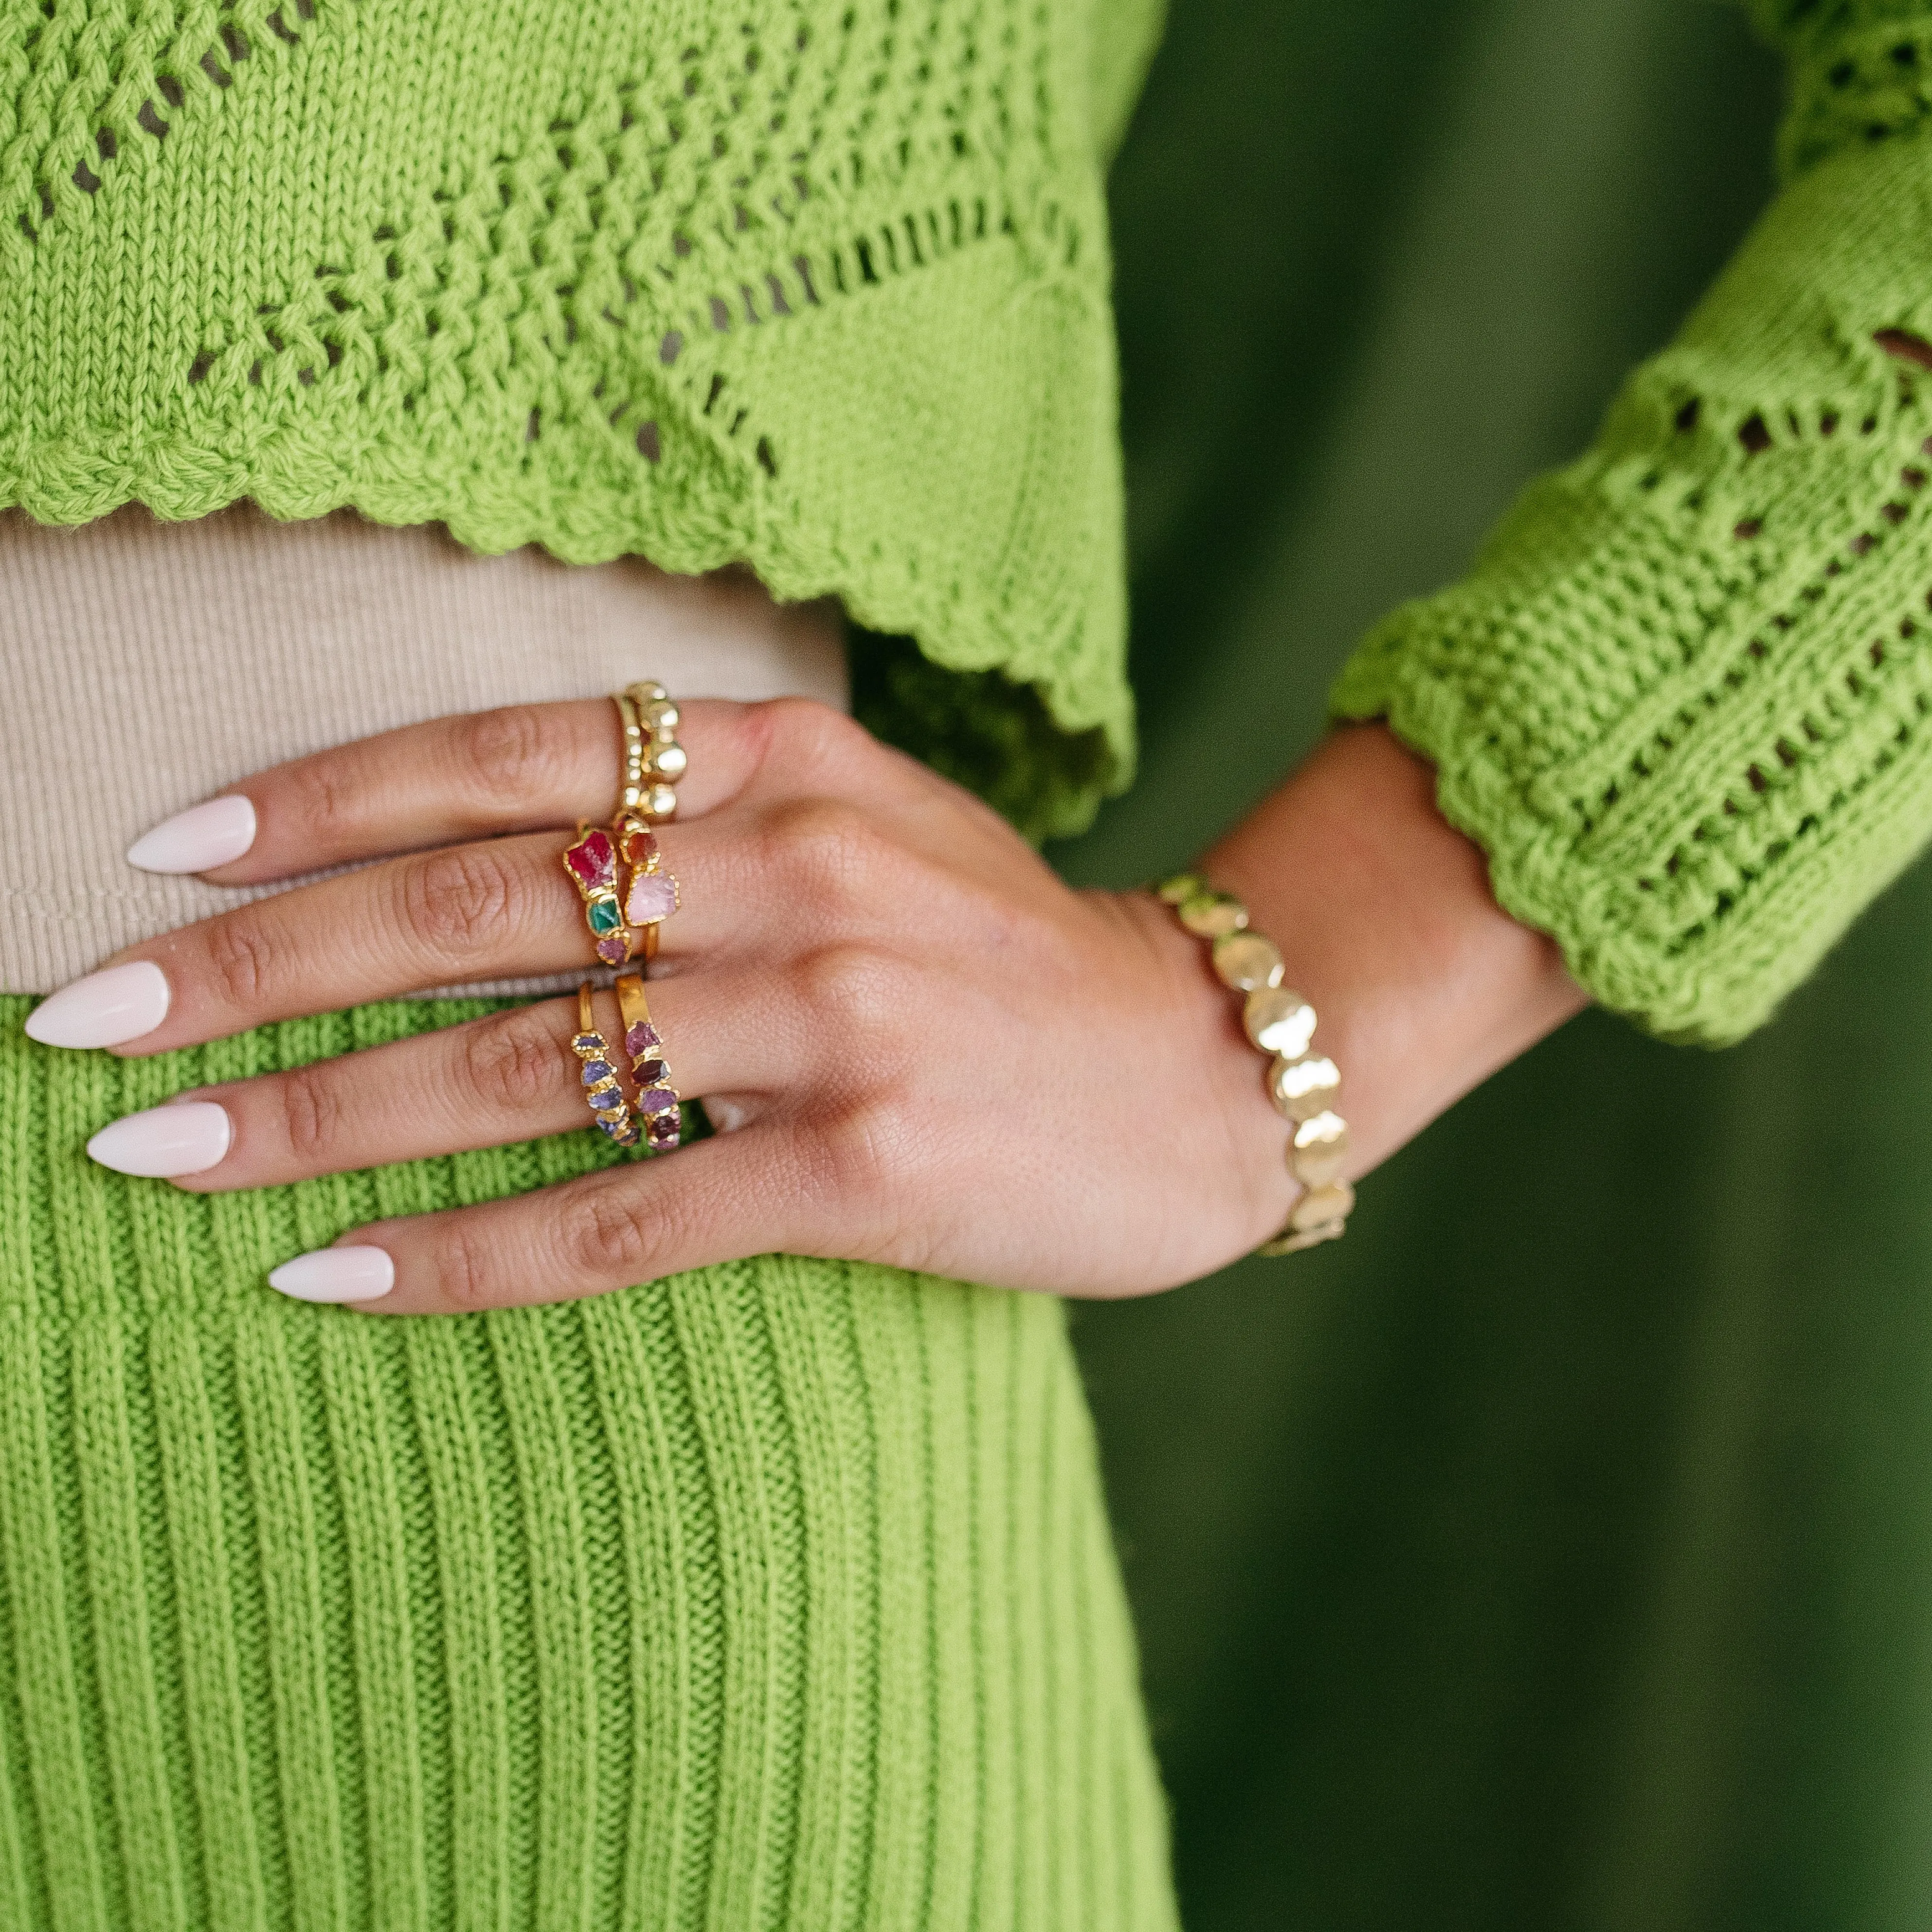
[88, 801, 791, 1054]
[103, 967, 794, 1191]
[269, 1124, 829, 1313]
[171, 694, 887, 888]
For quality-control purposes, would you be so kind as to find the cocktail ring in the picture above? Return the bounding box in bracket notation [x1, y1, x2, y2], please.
[561, 822, 631, 968]
[615, 811, 680, 966]
[570, 984, 641, 1146]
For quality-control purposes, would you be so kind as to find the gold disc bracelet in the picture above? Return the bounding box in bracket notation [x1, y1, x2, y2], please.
[1155, 874, 1355, 1256]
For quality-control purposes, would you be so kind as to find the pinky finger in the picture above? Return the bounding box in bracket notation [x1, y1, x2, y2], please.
[269, 1124, 821, 1314]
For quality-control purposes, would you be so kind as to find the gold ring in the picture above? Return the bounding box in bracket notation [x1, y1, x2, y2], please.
[615, 973, 682, 1154]
[615, 810, 679, 968]
[571, 984, 641, 1146]
[616, 680, 685, 823]
[561, 822, 631, 968]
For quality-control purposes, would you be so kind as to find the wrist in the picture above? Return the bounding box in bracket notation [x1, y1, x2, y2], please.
[1198, 722, 1587, 1186]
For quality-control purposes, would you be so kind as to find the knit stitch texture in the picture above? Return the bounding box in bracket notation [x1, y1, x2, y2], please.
[0, 0, 1164, 841]
[0, 997, 1177, 1931]
[1335, 2, 1932, 1043]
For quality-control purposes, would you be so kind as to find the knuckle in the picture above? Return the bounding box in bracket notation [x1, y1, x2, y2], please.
[809, 1092, 920, 1200]
[278, 1063, 346, 1163]
[764, 694, 868, 771]
[564, 1184, 660, 1284]
[459, 1007, 560, 1115]
[284, 754, 361, 847]
[428, 1222, 498, 1314]
[204, 914, 280, 1009]
[402, 843, 520, 955]
[796, 942, 916, 1053]
[762, 796, 885, 902]
[459, 704, 580, 810]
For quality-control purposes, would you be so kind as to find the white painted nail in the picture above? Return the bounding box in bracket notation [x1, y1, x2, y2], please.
[24, 961, 171, 1049]
[126, 794, 256, 873]
[87, 1101, 232, 1178]
[268, 1246, 395, 1304]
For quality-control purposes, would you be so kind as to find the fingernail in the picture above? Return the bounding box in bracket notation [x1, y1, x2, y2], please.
[24, 961, 171, 1049]
[126, 794, 256, 874]
[268, 1246, 395, 1304]
[87, 1101, 232, 1177]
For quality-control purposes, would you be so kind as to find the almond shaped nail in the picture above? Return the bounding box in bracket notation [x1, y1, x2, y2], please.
[126, 794, 257, 873]
[267, 1246, 395, 1304]
[87, 1101, 232, 1178]
[23, 960, 170, 1049]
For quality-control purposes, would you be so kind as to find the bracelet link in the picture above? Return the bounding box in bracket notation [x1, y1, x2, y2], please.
[1155, 871, 1357, 1259]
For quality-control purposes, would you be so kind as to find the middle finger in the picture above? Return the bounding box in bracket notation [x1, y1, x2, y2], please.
[72, 820, 751, 1057]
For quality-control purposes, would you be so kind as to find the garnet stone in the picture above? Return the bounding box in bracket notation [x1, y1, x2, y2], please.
[564, 829, 616, 891]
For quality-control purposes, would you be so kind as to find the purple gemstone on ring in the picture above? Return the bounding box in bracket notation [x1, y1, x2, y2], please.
[591, 1087, 625, 1113]
[595, 934, 630, 966]
[634, 1058, 668, 1085]
[580, 1061, 612, 1084]
[625, 1022, 661, 1056]
[637, 1087, 678, 1114]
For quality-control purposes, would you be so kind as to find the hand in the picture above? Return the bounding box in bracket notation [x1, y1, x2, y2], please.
[38, 698, 1313, 1311]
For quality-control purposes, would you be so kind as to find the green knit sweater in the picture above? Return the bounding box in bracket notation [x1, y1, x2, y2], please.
[1336, 1, 1932, 1043]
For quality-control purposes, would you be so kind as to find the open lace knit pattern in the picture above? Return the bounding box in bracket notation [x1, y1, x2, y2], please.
[1335, 0, 1932, 1044]
[0, 0, 1163, 840]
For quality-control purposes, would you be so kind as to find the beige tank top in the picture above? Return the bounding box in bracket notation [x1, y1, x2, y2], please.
[0, 503, 847, 994]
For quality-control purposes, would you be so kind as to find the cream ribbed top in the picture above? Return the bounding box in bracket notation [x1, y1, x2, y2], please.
[0, 503, 847, 993]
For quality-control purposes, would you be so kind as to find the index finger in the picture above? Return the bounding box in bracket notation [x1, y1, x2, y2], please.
[149, 697, 747, 888]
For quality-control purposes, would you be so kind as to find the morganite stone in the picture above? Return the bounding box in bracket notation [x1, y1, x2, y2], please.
[625, 871, 677, 925]
[595, 935, 629, 965]
[625, 1022, 660, 1056]
[564, 830, 615, 890]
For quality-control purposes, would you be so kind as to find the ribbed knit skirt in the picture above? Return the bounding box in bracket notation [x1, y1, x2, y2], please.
[0, 996, 1177, 1932]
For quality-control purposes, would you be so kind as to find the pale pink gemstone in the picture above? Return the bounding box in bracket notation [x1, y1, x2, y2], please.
[625, 870, 677, 925]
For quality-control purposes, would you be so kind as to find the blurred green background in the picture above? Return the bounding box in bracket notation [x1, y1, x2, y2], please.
[1055, 3, 1932, 1928]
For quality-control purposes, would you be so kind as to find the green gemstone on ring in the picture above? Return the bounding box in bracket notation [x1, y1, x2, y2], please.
[587, 896, 623, 935]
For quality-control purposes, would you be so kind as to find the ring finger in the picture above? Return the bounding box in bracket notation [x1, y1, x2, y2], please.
[86, 966, 804, 1190]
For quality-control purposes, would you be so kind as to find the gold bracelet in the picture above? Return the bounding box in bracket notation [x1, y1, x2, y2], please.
[1154, 873, 1355, 1256]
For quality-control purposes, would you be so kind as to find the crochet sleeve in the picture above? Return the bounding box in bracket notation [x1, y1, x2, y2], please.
[1331, 3, 1932, 1044]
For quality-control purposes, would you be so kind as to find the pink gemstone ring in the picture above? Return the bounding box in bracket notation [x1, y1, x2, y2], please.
[615, 812, 680, 965]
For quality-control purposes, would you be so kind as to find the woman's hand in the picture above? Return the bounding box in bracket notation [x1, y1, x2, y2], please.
[32, 698, 1318, 1309]
[31, 701, 1585, 1312]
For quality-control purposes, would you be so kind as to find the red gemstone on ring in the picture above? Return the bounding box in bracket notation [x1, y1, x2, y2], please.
[564, 830, 616, 891]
